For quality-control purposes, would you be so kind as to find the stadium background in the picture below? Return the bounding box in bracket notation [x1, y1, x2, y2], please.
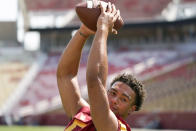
[0, 0, 196, 130]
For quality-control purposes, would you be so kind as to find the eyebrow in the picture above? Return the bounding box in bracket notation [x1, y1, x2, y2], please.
[110, 88, 131, 100]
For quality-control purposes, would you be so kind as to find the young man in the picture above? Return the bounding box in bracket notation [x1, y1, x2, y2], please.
[56, 2, 145, 131]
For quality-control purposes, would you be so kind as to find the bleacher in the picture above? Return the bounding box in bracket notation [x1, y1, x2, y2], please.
[24, 0, 196, 31]
[143, 61, 196, 112]
[25, 0, 173, 29]
[0, 43, 193, 130]
[8, 44, 196, 118]
[115, 0, 171, 22]
[182, 0, 196, 3]
[11, 53, 60, 117]
[25, 0, 82, 11]
[0, 47, 40, 116]
[0, 62, 29, 109]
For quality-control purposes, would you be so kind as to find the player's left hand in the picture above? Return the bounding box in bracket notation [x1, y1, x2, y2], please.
[97, 2, 120, 35]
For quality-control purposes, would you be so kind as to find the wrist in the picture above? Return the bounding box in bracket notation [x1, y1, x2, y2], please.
[97, 24, 109, 32]
[97, 25, 109, 35]
[78, 29, 89, 38]
[79, 25, 95, 37]
[79, 31, 89, 38]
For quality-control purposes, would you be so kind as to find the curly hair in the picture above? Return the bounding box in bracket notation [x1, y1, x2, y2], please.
[110, 73, 146, 111]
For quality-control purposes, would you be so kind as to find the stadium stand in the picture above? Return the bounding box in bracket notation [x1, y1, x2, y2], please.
[24, 0, 174, 29]
[143, 60, 196, 112]
[0, 62, 28, 109]
[24, 0, 196, 29]
[182, 0, 196, 3]
[8, 43, 196, 117]
[0, 48, 29, 109]
[2, 44, 194, 130]
[25, 0, 82, 11]
[0, 46, 46, 117]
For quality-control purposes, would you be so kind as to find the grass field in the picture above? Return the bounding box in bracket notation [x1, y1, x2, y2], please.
[0, 126, 64, 131]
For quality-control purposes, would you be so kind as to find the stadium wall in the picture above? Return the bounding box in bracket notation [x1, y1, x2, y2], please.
[0, 22, 17, 42]
[29, 17, 196, 53]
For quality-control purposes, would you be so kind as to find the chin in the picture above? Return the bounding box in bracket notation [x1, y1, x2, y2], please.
[111, 109, 119, 116]
[109, 105, 119, 115]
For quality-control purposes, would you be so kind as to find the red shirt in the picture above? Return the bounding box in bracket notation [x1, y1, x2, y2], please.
[65, 107, 131, 131]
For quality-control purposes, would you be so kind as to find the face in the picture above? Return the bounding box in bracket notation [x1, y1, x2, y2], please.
[107, 81, 136, 118]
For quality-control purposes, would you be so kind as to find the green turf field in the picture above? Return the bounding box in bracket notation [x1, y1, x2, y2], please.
[0, 126, 64, 131]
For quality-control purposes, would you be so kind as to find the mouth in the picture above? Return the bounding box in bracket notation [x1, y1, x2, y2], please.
[110, 105, 118, 113]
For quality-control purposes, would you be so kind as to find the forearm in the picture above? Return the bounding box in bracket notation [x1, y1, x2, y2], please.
[57, 29, 88, 77]
[86, 28, 108, 86]
[56, 28, 91, 117]
[85, 2, 120, 130]
[86, 28, 117, 131]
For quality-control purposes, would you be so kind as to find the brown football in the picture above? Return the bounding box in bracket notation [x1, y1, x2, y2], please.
[75, 0, 124, 32]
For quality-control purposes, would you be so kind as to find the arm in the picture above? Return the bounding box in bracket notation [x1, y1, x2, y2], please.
[86, 3, 120, 131]
[56, 25, 94, 118]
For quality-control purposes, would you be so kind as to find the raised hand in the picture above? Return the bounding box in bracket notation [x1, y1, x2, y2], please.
[79, 24, 95, 38]
[97, 2, 120, 34]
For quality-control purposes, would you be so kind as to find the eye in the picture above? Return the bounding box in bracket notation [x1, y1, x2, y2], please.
[109, 90, 116, 96]
[120, 97, 128, 103]
[111, 91, 116, 96]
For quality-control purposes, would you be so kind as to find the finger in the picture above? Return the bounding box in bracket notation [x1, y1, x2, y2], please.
[107, 2, 112, 13]
[118, 10, 121, 20]
[98, 0, 101, 5]
[113, 10, 120, 23]
[100, 2, 106, 13]
[111, 4, 116, 15]
[112, 29, 118, 35]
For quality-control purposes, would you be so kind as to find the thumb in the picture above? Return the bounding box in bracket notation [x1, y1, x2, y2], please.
[112, 28, 118, 35]
[100, 2, 106, 13]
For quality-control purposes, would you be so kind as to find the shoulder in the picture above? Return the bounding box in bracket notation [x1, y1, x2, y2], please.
[65, 107, 93, 130]
[72, 106, 91, 122]
[117, 116, 131, 131]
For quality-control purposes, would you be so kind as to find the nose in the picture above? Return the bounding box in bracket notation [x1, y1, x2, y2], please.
[111, 96, 119, 105]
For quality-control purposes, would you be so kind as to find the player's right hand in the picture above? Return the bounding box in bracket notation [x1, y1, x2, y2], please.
[79, 24, 95, 37]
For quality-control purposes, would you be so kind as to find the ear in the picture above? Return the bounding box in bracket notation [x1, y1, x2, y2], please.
[129, 105, 136, 114]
